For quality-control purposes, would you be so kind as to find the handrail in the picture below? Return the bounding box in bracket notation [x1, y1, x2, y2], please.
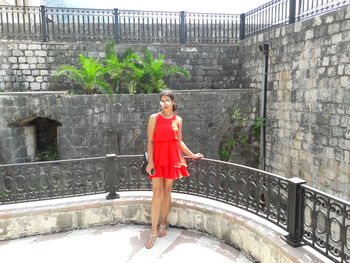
[0, 1, 349, 42]
[0, 154, 349, 262]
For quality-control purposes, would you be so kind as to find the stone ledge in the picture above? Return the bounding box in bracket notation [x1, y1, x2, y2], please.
[0, 192, 332, 263]
[0, 91, 67, 96]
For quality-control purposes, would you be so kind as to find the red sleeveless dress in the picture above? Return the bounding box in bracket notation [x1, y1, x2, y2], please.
[150, 113, 190, 180]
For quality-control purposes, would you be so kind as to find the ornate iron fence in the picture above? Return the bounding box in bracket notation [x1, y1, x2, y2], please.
[0, 156, 106, 203]
[0, 0, 349, 42]
[302, 185, 350, 263]
[0, 154, 349, 262]
[242, 0, 350, 38]
[244, 0, 290, 38]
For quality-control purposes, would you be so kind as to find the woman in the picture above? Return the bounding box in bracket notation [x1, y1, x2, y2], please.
[145, 89, 203, 249]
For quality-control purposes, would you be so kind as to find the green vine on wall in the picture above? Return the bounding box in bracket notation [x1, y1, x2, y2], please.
[219, 108, 266, 162]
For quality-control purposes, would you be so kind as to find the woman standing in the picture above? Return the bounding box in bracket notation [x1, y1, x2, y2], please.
[145, 89, 203, 249]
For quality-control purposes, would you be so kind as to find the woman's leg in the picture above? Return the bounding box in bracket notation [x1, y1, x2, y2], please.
[145, 177, 164, 248]
[158, 178, 174, 237]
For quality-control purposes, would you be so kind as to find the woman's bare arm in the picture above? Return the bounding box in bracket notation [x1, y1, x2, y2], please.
[146, 114, 157, 174]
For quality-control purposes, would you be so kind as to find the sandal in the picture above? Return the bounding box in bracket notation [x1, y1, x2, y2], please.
[158, 224, 167, 238]
[144, 233, 157, 249]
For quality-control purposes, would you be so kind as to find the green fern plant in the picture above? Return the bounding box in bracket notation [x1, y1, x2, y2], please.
[55, 54, 112, 94]
[251, 117, 266, 137]
[105, 42, 141, 93]
[127, 48, 190, 94]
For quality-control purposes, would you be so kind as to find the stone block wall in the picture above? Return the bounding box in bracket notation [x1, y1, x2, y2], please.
[0, 89, 259, 166]
[0, 5, 349, 200]
[239, 6, 350, 200]
[0, 42, 241, 92]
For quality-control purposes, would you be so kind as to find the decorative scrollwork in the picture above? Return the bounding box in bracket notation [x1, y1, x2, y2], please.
[0, 157, 106, 203]
[302, 185, 350, 262]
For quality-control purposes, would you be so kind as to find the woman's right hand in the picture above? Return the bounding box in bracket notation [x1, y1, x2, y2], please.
[146, 163, 155, 176]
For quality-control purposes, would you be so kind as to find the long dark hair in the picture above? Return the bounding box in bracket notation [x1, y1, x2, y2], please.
[159, 89, 177, 111]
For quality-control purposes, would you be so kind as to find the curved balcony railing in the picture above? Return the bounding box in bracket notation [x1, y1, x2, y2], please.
[0, 154, 349, 262]
[0, 1, 349, 42]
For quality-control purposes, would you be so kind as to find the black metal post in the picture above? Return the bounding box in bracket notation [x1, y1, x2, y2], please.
[239, 13, 245, 40]
[114, 8, 120, 43]
[106, 154, 119, 200]
[40, 5, 48, 42]
[258, 43, 269, 171]
[180, 11, 186, 44]
[283, 177, 306, 247]
[289, 0, 296, 24]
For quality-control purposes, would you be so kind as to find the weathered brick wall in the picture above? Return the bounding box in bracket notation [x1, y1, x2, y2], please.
[0, 89, 259, 166]
[239, 6, 350, 200]
[0, 42, 241, 92]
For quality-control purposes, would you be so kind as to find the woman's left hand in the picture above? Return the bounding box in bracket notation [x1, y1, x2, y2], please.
[191, 153, 204, 159]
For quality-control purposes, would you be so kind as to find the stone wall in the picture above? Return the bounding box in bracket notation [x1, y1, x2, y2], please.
[239, 6, 350, 200]
[0, 89, 259, 166]
[0, 5, 349, 200]
[0, 42, 241, 92]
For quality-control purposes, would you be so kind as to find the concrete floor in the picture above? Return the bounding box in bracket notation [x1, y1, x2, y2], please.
[0, 224, 254, 263]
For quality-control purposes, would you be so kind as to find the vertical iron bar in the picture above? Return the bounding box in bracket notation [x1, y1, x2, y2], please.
[0, 8, 4, 35]
[106, 154, 119, 200]
[202, 14, 205, 43]
[179, 11, 186, 44]
[82, 15, 86, 40]
[147, 16, 150, 41]
[138, 14, 141, 41]
[239, 13, 245, 40]
[87, 12, 91, 38]
[57, 10, 61, 38]
[156, 15, 159, 41]
[340, 204, 346, 263]
[98, 12, 101, 38]
[188, 16, 191, 42]
[128, 12, 131, 41]
[34, 8, 38, 37]
[289, 0, 297, 24]
[214, 16, 217, 42]
[194, 15, 196, 42]
[16, 7, 20, 36]
[67, 12, 70, 38]
[6, 10, 9, 35]
[124, 12, 127, 41]
[325, 198, 331, 256]
[223, 16, 226, 43]
[142, 14, 145, 41]
[283, 177, 306, 247]
[206, 14, 209, 41]
[108, 12, 111, 37]
[72, 13, 76, 38]
[62, 11, 66, 36]
[40, 5, 48, 42]
[77, 13, 81, 39]
[165, 14, 168, 41]
[113, 8, 120, 43]
[11, 9, 14, 36]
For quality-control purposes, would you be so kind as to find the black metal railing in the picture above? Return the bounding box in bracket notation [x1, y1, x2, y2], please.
[244, 0, 290, 38]
[0, 156, 106, 202]
[302, 185, 350, 263]
[0, 0, 349, 43]
[0, 154, 349, 262]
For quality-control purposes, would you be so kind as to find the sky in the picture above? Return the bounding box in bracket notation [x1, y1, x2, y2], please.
[60, 0, 270, 14]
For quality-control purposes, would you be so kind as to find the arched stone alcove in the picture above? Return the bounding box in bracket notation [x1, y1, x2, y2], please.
[9, 117, 62, 162]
